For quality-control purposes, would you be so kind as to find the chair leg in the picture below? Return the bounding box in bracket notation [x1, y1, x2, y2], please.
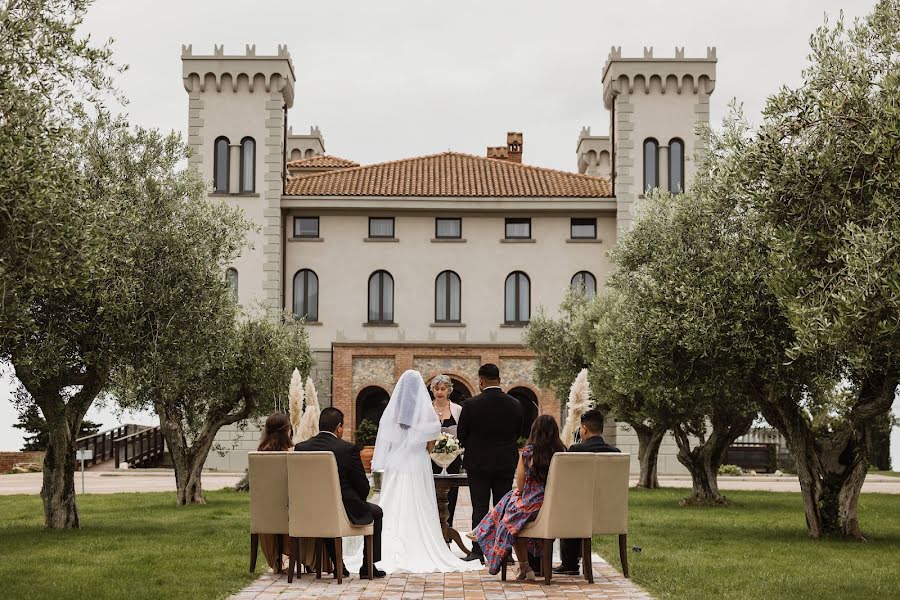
[275, 535, 283, 575]
[501, 549, 507, 581]
[582, 538, 593, 584]
[365, 535, 374, 580]
[618, 534, 629, 579]
[542, 539, 552, 585]
[295, 538, 302, 579]
[314, 538, 323, 579]
[288, 537, 296, 584]
[335, 537, 343, 585]
[250, 533, 259, 573]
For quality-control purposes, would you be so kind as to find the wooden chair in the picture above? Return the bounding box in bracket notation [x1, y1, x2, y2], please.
[248, 451, 290, 574]
[502, 453, 596, 584]
[287, 451, 374, 584]
[591, 452, 631, 578]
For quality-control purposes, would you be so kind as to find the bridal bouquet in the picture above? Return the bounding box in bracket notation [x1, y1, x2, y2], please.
[430, 432, 463, 475]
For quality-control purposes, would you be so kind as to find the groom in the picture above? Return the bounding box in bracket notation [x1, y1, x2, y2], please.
[457, 363, 524, 562]
[294, 407, 385, 579]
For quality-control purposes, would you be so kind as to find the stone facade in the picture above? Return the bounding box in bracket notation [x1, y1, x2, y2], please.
[333, 344, 555, 442]
[191, 44, 718, 475]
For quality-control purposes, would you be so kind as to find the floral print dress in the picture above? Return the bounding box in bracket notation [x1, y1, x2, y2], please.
[473, 444, 547, 575]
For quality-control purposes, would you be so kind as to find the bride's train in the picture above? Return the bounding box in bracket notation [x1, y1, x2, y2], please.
[345, 453, 481, 574]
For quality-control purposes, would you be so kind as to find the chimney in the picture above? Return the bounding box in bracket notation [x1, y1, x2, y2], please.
[506, 132, 523, 163]
[486, 133, 523, 162]
[486, 146, 509, 160]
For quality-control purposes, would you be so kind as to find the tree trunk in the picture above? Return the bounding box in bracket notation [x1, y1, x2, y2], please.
[759, 373, 896, 539]
[23, 369, 103, 529]
[673, 410, 753, 505]
[155, 401, 220, 506]
[633, 423, 665, 489]
[40, 412, 81, 528]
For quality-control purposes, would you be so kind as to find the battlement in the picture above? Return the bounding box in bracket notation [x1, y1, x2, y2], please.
[601, 46, 716, 109]
[181, 44, 295, 107]
[576, 127, 611, 177]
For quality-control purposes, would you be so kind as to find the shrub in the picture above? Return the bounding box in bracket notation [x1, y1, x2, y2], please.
[356, 419, 379, 446]
[718, 464, 744, 476]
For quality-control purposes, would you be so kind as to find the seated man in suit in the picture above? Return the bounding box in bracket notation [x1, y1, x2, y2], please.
[294, 407, 385, 579]
[554, 408, 620, 576]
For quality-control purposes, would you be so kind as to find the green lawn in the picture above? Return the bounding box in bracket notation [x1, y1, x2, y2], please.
[2, 489, 898, 600]
[593, 488, 900, 600]
[0, 491, 256, 600]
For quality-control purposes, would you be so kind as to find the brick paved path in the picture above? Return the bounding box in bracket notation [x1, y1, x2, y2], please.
[230, 488, 654, 600]
[229, 562, 653, 600]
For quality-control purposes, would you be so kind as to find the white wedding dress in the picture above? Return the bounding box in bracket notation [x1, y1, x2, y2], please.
[345, 370, 482, 574]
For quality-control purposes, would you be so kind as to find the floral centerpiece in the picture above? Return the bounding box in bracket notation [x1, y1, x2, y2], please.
[430, 431, 463, 475]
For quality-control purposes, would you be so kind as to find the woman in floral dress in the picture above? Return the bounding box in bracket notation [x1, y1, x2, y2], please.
[471, 415, 567, 580]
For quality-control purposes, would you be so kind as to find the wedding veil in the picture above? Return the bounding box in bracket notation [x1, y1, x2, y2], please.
[371, 370, 441, 471]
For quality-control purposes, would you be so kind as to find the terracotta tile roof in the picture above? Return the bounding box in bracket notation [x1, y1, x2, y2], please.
[283, 152, 612, 198]
[286, 155, 360, 169]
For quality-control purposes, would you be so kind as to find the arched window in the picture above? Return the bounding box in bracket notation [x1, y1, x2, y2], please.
[214, 137, 230, 193]
[571, 271, 597, 299]
[226, 268, 238, 302]
[305, 148, 315, 158]
[435, 271, 461, 323]
[368, 270, 394, 324]
[293, 269, 319, 321]
[643, 138, 659, 192]
[240, 137, 255, 193]
[668, 138, 685, 194]
[504, 271, 530, 325]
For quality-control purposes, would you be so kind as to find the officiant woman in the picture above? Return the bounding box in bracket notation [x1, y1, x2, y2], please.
[430, 374, 463, 525]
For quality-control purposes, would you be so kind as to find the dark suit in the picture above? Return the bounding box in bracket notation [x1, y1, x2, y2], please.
[560, 435, 620, 570]
[295, 432, 382, 565]
[457, 387, 523, 555]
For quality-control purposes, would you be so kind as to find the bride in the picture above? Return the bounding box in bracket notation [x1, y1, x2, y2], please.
[346, 370, 482, 574]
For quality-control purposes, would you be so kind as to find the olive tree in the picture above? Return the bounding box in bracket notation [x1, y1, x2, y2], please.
[743, 0, 900, 538]
[526, 290, 668, 488]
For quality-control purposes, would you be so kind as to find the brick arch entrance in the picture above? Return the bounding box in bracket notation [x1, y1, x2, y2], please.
[355, 385, 390, 430]
[507, 386, 539, 437]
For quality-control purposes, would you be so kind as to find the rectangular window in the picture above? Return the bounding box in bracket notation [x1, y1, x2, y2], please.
[570, 218, 597, 239]
[294, 217, 319, 238]
[369, 217, 395, 238]
[505, 218, 531, 239]
[435, 218, 462, 239]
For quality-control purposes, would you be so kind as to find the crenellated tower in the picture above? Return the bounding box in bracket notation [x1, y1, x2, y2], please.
[601, 46, 716, 233]
[576, 126, 611, 179]
[182, 44, 296, 314]
[287, 125, 326, 162]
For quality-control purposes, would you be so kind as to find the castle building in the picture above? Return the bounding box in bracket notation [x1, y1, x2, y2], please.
[181, 43, 717, 473]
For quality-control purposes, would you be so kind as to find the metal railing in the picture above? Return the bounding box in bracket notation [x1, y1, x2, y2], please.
[75, 425, 141, 467]
[113, 426, 165, 469]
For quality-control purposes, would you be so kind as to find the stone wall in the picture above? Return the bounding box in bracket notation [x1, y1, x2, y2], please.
[333, 343, 548, 441]
[613, 424, 689, 476]
[0, 451, 45, 473]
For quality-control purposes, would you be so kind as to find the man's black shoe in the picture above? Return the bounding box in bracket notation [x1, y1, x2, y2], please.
[462, 551, 484, 563]
[359, 566, 386, 579]
[552, 564, 580, 575]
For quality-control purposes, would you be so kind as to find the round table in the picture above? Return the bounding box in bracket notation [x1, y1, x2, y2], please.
[433, 473, 471, 555]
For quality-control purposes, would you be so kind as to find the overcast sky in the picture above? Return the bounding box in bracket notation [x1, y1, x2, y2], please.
[1, 0, 896, 459]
